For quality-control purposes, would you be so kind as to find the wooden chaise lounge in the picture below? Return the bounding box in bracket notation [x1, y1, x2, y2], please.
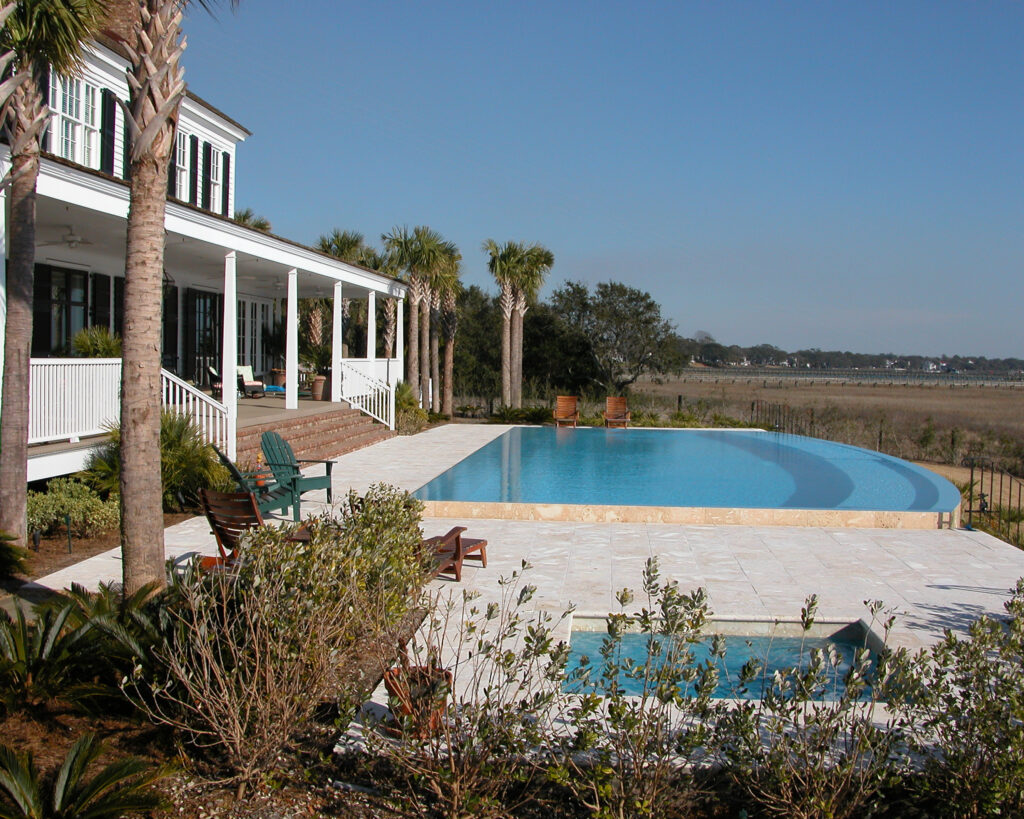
[554, 395, 580, 427]
[603, 396, 631, 428]
[198, 488, 265, 569]
[421, 526, 488, 582]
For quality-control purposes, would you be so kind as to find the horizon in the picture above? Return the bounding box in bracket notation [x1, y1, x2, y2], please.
[180, 1, 1023, 359]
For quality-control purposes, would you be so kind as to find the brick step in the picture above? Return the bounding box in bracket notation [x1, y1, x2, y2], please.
[235, 412, 368, 446]
[234, 409, 391, 465]
[235, 408, 364, 440]
[238, 420, 380, 457]
[303, 427, 395, 461]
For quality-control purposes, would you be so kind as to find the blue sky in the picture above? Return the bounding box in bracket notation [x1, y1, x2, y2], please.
[182, 1, 1023, 358]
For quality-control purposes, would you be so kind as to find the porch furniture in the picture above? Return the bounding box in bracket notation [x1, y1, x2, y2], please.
[198, 487, 265, 569]
[213, 444, 299, 520]
[420, 526, 489, 582]
[206, 365, 223, 400]
[554, 395, 580, 427]
[260, 431, 334, 507]
[237, 365, 265, 398]
[602, 396, 631, 428]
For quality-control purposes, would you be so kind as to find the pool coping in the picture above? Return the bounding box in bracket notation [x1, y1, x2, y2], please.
[422, 499, 960, 529]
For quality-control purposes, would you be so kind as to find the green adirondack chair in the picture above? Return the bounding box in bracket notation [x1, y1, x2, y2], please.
[213, 445, 299, 520]
[260, 431, 334, 508]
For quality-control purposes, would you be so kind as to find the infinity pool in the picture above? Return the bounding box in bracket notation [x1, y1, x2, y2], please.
[414, 427, 960, 513]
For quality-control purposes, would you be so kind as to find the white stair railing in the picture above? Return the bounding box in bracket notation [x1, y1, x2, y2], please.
[28, 358, 121, 444]
[339, 360, 394, 429]
[160, 368, 230, 451]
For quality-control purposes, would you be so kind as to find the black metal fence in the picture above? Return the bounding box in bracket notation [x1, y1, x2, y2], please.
[963, 458, 1024, 548]
[749, 400, 816, 437]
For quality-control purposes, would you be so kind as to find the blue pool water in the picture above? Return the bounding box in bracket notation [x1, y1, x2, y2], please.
[414, 427, 959, 512]
[567, 630, 873, 699]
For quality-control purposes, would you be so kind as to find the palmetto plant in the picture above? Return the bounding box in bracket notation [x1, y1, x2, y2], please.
[0, 734, 168, 818]
[231, 206, 271, 232]
[511, 244, 554, 408]
[483, 239, 528, 408]
[0, 0, 108, 553]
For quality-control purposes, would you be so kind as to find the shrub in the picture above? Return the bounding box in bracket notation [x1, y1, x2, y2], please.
[128, 484, 425, 793]
[0, 530, 29, 578]
[0, 733, 168, 818]
[71, 325, 122, 357]
[521, 405, 553, 424]
[25, 479, 119, 538]
[80, 411, 228, 510]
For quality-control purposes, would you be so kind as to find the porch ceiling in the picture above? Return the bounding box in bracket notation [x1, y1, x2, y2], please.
[33, 186, 398, 301]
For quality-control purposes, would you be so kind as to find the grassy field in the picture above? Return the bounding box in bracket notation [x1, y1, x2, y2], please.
[631, 374, 1024, 474]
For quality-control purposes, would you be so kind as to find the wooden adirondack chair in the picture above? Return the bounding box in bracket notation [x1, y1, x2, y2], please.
[603, 396, 631, 428]
[554, 395, 580, 427]
[213, 445, 299, 520]
[198, 488, 265, 569]
[260, 431, 334, 507]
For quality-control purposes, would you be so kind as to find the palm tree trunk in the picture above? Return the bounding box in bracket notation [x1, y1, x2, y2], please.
[121, 157, 168, 595]
[499, 284, 513, 407]
[429, 291, 441, 414]
[382, 297, 396, 359]
[419, 285, 430, 410]
[512, 291, 528, 409]
[406, 289, 420, 396]
[442, 291, 457, 417]
[0, 93, 42, 547]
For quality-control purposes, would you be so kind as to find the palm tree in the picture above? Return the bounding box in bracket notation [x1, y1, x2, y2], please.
[428, 244, 460, 414]
[232, 206, 271, 231]
[383, 225, 447, 408]
[0, 0, 107, 549]
[362, 248, 401, 358]
[511, 244, 554, 407]
[316, 227, 364, 262]
[119, 0, 238, 597]
[483, 239, 527, 408]
[438, 263, 462, 418]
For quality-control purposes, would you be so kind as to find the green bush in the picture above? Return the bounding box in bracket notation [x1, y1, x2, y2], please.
[128, 484, 426, 791]
[667, 410, 702, 427]
[80, 411, 228, 510]
[25, 479, 119, 538]
[0, 531, 29, 578]
[71, 325, 122, 357]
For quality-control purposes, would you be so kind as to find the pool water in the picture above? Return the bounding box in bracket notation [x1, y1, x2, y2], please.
[567, 630, 874, 700]
[414, 427, 960, 512]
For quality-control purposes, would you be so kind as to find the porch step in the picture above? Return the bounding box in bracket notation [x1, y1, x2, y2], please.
[234, 407, 394, 466]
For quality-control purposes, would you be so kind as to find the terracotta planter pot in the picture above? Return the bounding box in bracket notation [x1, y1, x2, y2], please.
[321, 374, 332, 401]
[310, 375, 327, 401]
[383, 665, 452, 738]
[271, 369, 286, 387]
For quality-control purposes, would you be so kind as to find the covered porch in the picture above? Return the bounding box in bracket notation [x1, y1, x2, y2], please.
[1, 154, 407, 468]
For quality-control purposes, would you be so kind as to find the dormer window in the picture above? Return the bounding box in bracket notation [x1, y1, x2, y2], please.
[208, 150, 221, 210]
[175, 131, 190, 199]
[49, 74, 99, 169]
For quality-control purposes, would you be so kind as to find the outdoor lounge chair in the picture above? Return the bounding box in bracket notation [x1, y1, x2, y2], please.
[237, 365, 265, 398]
[554, 395, 580, 427]
[420, 526, 488, 582]
[603, 396, 631, 428]
[198, 488, 265, 569]
[260, 430, 334, 507]
[213, 444, 299, 520]
[206, 365, 223, 400]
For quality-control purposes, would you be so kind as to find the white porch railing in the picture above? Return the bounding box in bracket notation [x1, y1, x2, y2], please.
[28, 358, 230, 451]
[29, 358, 121, 444]
[160, 369, 229, 452]
[339, 360, 394, 429]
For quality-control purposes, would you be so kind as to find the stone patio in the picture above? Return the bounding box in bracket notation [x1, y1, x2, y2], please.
[31, 423, 1024, 653]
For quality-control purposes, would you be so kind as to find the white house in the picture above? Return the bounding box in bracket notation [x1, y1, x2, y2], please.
[0, 24, 406, 480]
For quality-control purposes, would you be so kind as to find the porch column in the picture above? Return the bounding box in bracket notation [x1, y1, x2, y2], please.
[285, 269, 299, 410]
[222, 252, 238, 459]
[366, 290, 376, 359]
[395, 298, 403, 387]
[331, 280, 343, 402]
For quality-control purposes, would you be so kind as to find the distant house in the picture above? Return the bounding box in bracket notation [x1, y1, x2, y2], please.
[0, 7, 406, 479]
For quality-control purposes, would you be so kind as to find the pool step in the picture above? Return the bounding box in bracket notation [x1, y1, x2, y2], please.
[235, 407, 394, 466]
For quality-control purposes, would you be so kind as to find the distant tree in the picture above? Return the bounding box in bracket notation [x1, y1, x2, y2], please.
[693, 330, 715, 344]
[317, 227, 365, 262]
[551, 281, 679, 393]
[453, 285, 500, 399]
[522, 302, 599, 395]
[233, 207, 271, 232]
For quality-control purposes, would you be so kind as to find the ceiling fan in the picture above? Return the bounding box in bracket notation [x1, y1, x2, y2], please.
[39, 225, 94, 250]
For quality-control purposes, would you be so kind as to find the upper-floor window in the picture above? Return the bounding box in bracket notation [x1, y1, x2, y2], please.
[50, 74, 99, 169]
[208, 149, 221, 209]
[175, 131, 190, 199]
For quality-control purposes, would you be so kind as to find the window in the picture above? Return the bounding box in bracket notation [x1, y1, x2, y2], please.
[48, 269, 88, 354]
[208, 150, 221, 211]
[49, 74, 99, 168]
[175, 131, 190, 199]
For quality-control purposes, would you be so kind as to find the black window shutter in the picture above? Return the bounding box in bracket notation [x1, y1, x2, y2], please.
[201, 142, 212, 210]
[39, 65, 51, 153]
[99, 90, 116, 175]
[221, 151, 230, 216]
[188, 136, 199, 205]
[122, 117, 131, 180]
[162, 284, 179, 371]
[113, 276, 125, 337]
[32, 265, 52, 355]
[91, 273, 111, 329]
[166, 130, 177, 197]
